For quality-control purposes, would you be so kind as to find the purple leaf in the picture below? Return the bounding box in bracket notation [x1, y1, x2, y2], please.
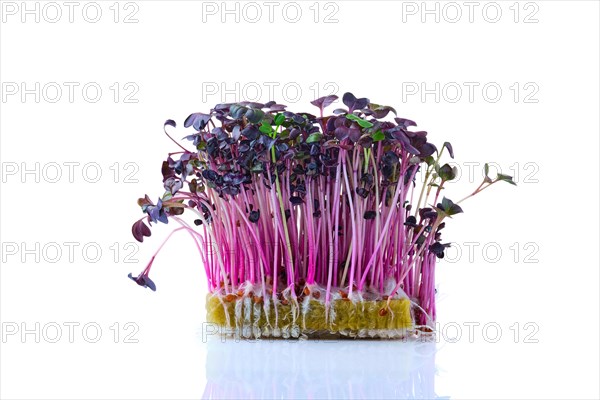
[128, 273, 156, 291]
[163, 120, 177, 137]
[239, 101, 265, 109]
[184, 113, 211, 130]
[232, 125, 241, 141]
[348, 127, 361, 143]
[334, 126, 349, 141]
[310, 95, 338, 114]
[143, 276, 157, 291]
[394, 118, 417, 128]
[269, 104, 287, 111]
[443, 142, 454, 158]
[132, 220, 151, 243]
[419, 143, 437, 157]
[241, 126, 260, 140]
[163, 177, 183, 195]
[342, 92, 370, 112]
[230, 104, 248, 119]
[368, 105, 397, 119]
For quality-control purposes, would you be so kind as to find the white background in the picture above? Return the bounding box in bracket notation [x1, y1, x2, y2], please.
[1, 1, 599, 399]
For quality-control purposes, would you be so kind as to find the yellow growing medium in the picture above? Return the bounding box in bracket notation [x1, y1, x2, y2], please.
[206, 294, 414, 339]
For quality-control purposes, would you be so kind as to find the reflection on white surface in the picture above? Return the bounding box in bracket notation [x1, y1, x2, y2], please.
[202, 338, 444, 400]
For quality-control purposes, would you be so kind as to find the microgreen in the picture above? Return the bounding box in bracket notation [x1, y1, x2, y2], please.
[129, 92, 515, 328]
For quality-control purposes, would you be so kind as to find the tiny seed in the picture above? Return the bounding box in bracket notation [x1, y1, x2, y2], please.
[303, 287, 310, 296]
[382, 295, 389, 301]
[379, 308, 388, 317]
[225, 294, 237, 302]
[313, 291, 321, 299]
[237, 290, 244, 297]
[339, 290, 348, 299]
[253, 296, 263, 304]
[281, 299, 289, 305]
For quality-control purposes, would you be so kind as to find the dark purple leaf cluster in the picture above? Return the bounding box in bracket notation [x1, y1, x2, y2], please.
[132, 93, 456, 243]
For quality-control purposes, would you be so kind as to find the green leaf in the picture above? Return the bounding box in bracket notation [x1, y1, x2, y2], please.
[439, 197, 463, 216]
[438, 163, 457, 181]
[484, 163, 490, 177]
[345, 113, 374, 128]
[259, 122, 272, 134]
[162, 191, 173, 201]
[497, 173, 517, 186]
[371, 130, 385, 142]
[306, 133, 323, 144]
[274, 113, 285, 126]
[448, 204, 464, 215]
[441, 197, 451, 210]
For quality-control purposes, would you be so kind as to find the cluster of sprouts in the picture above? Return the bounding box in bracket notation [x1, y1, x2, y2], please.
[130, 92, 514, 326]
